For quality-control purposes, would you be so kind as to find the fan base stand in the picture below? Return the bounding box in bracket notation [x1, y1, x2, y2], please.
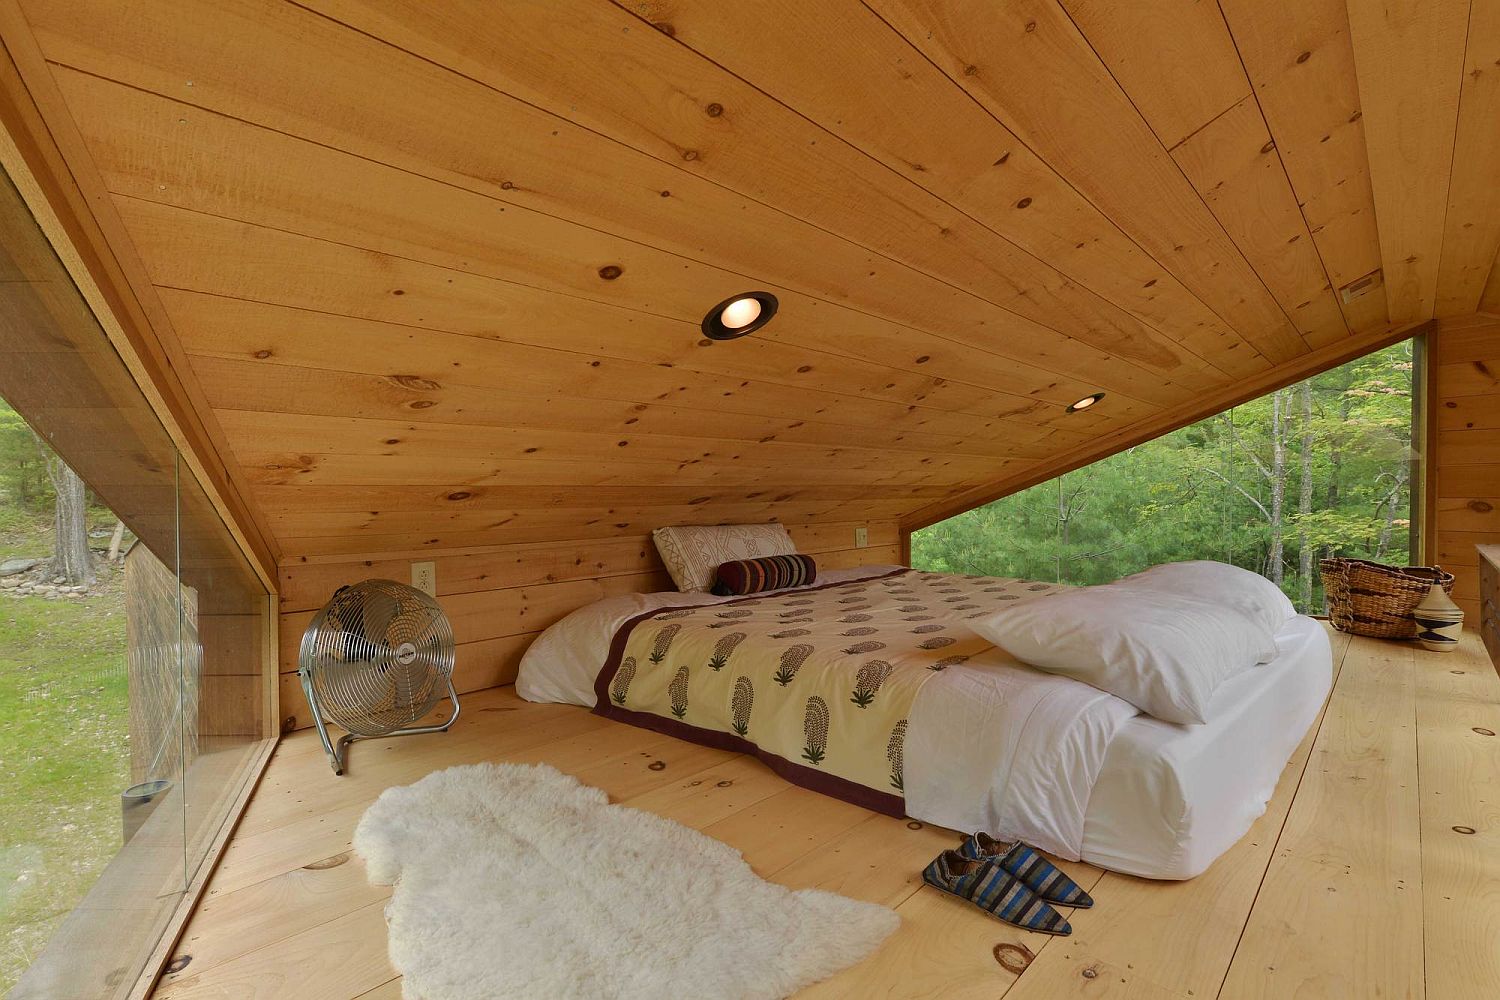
[311, 678, 462, 776]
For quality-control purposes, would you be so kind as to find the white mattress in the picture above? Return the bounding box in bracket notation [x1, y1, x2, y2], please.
[1078, 615, 1332, 879]
[517, 566, 1332, 880]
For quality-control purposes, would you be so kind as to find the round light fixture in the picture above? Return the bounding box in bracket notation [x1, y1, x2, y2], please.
[702, 291, 778, 340]
[1066, 392, 1105, 413]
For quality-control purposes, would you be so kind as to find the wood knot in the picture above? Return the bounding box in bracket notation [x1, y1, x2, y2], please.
[598, 264, 623, 280]
[715, 780, 733, 787]
[391, 288, 405, 296]
[963, 64, 979, 76]
[409, 400, 435, 409]
[384, 438, 401, 445]
[906, 820, 923, 830]
[165, 955, 192, 975]
[1024, 20, 1036, 32]
[303, 852, 350, 871]
[1467, 500, 1493, 513]
[705, 102, 724, 117]
[914, 355, 931, 364]
[648, 760, 666, 771]
[390, 374, 440, 391]
[1453, 826, 1476, 835]
[682, 149, 700, 161]
[1081, 966, 1099, 979]
[653, 20, 674, 35]
[994, 151, 1010, 166]
[992, 943, 1034, 974]
[252, 349, 272, 359]
[500, 180, 515, 190]
[1260, 139, 1276, 154]
[447, 491, 472, 501]
[1296, 50, 1311, 64]
[1015, 196, 1032, 209]
[797, 365, 813, 373]
[1473, 727, 1496, 737]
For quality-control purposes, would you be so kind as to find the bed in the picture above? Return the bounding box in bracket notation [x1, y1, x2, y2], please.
[516, 564, 1331, 880]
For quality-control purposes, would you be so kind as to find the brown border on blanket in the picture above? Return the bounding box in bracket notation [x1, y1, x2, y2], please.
[592, 566, 910, 817]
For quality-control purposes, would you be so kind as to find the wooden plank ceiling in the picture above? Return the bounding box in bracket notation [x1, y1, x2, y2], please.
[7, 0, 1498, 559]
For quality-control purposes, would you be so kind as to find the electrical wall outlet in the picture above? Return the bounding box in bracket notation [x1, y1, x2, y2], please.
[411, 561, 437, 597]
[854, 526, 869, 548]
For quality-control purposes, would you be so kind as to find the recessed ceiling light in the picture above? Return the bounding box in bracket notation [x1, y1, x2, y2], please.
[702, 291, 778, 340]
[1066, 392, 1105, 413]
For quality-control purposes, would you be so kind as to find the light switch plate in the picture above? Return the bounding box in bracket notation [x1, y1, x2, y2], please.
[411, 561, 436, 597]
[854, 526, 869, 548]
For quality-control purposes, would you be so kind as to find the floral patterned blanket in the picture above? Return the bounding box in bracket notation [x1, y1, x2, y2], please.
[592, 568, 1062, 815]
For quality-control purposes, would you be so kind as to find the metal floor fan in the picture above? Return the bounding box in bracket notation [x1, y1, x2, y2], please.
[299, 579, 460, 775]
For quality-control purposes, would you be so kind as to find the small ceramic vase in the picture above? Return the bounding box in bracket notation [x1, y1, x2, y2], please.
[1412, 579, 1464, 652]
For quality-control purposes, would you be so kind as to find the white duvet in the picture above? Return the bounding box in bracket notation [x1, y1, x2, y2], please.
[516, 566, 1139, 861]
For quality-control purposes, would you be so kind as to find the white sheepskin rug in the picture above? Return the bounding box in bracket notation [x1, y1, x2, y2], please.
[353, 762, 899, 1000]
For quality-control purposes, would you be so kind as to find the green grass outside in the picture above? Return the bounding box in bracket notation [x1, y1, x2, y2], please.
[0, 509, 129, 993]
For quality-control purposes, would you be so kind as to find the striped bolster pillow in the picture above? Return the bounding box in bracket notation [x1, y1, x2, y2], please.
[711, 554, 817, 596]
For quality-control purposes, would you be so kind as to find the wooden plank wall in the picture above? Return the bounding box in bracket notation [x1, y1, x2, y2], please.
[1431, 313, 1500, 622]
[275, 520, 901, 730]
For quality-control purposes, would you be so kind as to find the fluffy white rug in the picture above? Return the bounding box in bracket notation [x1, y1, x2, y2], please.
[354, 762, 899, 1000]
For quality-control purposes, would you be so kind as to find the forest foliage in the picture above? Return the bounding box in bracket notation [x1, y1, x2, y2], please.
[912, 340, 1417, 614]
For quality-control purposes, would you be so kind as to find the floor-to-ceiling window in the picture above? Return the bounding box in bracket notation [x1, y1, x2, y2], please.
[913, 339, 1421, 615]
[0, 165, 272, 998]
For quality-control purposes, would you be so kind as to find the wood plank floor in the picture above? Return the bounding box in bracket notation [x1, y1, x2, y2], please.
[149, 627, 1500, 1000]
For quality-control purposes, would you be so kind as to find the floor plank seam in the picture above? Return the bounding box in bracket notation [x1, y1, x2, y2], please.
[1209, 634, 1353, 999]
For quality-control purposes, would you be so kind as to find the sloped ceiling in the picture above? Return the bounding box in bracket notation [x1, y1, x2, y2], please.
[7, 0, 1498, 559]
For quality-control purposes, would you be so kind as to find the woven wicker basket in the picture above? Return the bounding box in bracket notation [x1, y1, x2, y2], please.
[1319, 557, 1455, 639]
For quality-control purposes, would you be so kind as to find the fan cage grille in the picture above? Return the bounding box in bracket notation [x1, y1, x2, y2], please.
[300, 580, 455, 737]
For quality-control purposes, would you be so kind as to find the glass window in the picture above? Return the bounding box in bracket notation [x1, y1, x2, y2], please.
[912, 339, 1421, 614]
[0, 165, 271, 998]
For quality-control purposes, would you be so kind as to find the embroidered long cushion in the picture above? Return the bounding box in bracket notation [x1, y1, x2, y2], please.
[652, 523, 797, 593]
[711, 554, 817, 596]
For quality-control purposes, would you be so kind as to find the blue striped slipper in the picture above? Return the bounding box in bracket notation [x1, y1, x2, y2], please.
[921, 850, 1071, 935]
[958, 832, 1094, 909]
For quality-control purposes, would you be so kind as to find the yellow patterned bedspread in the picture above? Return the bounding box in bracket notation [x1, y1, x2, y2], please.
[592, 568, 1062, 815]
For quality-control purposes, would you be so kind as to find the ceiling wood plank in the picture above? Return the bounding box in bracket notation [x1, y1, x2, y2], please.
[868, 0, 1309, 362]
[1346, 0, 1471, 323]
[237, 449, 988, 491]
[1435, 1, 1500, 315]
[1170, 96, 1350, 348]
[1057, 0, 1248, 154]
[262, 502, 917, 543]
[1219, 0, 1388, 334]
[611, 0, 1268, 379]
[209, 409, 1015, 484]
[161, 290, 1111, 444]
[187, 355, 1085, 464]
[253, 483, 952, 515]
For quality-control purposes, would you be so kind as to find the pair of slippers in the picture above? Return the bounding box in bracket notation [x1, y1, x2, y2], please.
[921, 832, 1093, 936]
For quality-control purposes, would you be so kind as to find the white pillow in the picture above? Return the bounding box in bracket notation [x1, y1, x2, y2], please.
[1123, 560, 1296, 636]
[652, 523, 796, 593]
[970, 584, 1278, 725]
